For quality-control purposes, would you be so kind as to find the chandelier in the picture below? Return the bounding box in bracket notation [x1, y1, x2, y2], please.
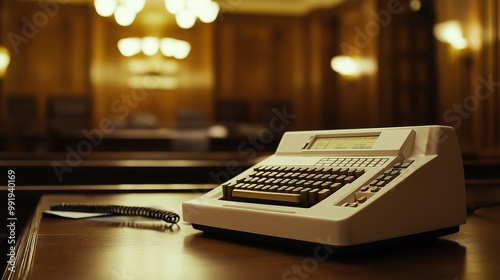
[118, 37, 191, 59]
[94, 0, 220, 29]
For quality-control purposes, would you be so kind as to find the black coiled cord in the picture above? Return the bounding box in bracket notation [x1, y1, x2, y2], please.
[50, 203, 180, 224]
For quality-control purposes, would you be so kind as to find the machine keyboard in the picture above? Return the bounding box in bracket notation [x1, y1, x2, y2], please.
[221, 165, 365, 207]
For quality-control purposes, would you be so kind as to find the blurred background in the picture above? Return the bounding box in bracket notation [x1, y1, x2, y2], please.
[0, 0, 499, 185]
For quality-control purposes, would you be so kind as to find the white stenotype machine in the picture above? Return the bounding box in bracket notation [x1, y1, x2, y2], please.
[183, 125, 466, 250]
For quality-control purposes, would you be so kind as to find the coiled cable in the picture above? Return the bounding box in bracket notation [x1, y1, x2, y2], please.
[50, 203, 180, 224]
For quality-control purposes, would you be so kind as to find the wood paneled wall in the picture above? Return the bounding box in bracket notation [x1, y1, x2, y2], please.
[1, 2, 91, 135]
[308, 0, 381, 129]
[306, 0, 437, 129]
[214, 14, 307, 129]
[434, 0, 500, 156]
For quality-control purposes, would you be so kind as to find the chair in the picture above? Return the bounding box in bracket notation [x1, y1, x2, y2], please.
[258, 100, 292, 124]
[214, 100, 250, 123]
[171, 109, 209, 151]
[47, 97, 90, 132]
[7, 96, 37, 119]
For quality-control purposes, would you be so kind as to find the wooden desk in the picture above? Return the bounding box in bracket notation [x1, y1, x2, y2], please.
[4, 192, 500, 280]
[50, 127, 281, 152]
[0, 151, 269, 185]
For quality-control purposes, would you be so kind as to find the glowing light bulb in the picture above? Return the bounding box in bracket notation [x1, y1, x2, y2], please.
[165, 0, 186, 14]
[331, 56, 360, 76]
[160, 38, 176, 57]
[173, 40, 191, 59]
[175, 10, 196, 29]
[141, 37, 160, 56]
[0, 46, 11, 77]
[121, 0, 146, 13]
[198, 1, 220, 23]
[117, 37, 142, 57]
[434, 20, 469, 50]
[94, 0, 117, 17]
[114, 6, 136, 26]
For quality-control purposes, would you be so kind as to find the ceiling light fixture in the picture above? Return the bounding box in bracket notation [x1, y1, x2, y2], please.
[94, 0, 219, 29]
[118, 37, 191, 59]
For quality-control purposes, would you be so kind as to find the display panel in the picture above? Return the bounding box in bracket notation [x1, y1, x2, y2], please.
[308, 135, 379, 150]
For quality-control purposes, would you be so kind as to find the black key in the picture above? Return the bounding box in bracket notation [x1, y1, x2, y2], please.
[318, 189, 332, 202]
[344, 176, 356, 184]
[330, 183, 343, 192]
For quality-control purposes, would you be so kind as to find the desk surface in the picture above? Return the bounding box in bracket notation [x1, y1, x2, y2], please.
[5, 192, 500, 280]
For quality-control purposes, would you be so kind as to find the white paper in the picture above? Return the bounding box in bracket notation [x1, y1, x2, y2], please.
[43, 210, 113, 219]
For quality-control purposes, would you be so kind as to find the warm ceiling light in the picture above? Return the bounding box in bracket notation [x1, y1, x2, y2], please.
[141, 37, 160, 56]
[197, 1, 220, 23]
[187, 0, 208, 15]
[172, 41, 191, 59]
[165, 0, 219, 28]
[114, 6, 136, 26]
[434, 20, 468, 50]
[126, 59, 180, 75]
[117, 37, 142, 57]
[160, 38, 191, 59]
[175, 10, 197, 29]
[165, 0, 186, 14]
[121, 0, 146, 14]
[114, 6, 137, 26]
[94, 0, 117, 17]
[127, 75, 179, 90]
[119, 37, 191, 59]
[95, 0, 218, 28]
[160, 38, 177, 57]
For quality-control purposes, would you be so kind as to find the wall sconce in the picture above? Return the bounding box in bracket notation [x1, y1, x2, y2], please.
[433, 20, 468, 50]
[118, 37, 191, 59]
[330, 56, 375, 77]
[0, 45, 11, 78]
